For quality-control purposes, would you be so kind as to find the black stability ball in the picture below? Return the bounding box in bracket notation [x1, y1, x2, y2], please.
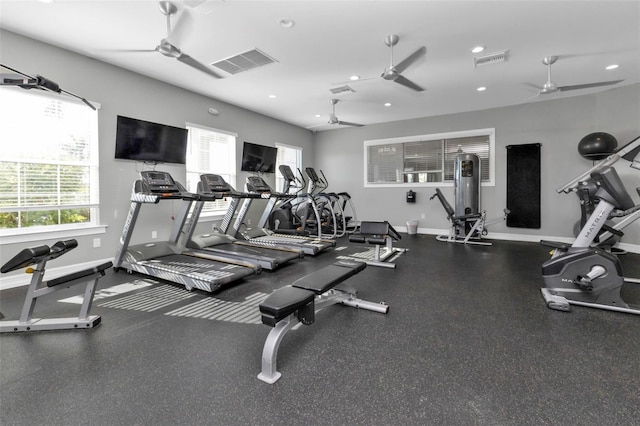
[578, 132, 618, 160]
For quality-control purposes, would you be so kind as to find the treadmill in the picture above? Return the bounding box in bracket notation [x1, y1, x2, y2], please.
[220, 175, 335, 255]
[113, 171, 259, 293]
[180, 174, 303, 271]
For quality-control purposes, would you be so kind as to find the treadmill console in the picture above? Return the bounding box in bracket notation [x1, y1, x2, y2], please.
[139, 171, 181, 194]
[246, 176, 272, 194]
[200, 174, 232, 193]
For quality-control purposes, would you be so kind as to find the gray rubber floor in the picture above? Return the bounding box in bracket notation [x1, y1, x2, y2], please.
[1, 235, 639, 425]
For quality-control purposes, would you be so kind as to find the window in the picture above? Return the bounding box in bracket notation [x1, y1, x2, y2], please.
[364, 128, 495, 186]
[0, 89, 100, 236]
[185, 123, 237, 214]
[274, 143, 303, 193]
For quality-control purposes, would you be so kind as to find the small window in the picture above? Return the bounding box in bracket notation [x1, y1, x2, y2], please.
[275, 143, 303, 193]
[364, 128, 495, 187]
[0, 89, 100, 236]
[185, 124, 237, 214]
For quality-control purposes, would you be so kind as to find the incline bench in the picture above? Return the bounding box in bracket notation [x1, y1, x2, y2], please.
[348, 221, 407, 268]
[0, 239, 112, 332]
[257, 260, 388, 383]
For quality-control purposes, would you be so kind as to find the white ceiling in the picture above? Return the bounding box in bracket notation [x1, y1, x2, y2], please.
[1, 0, 639, 131]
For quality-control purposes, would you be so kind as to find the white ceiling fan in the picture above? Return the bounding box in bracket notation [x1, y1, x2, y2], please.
[527, 55, 623, 97]
[113, 1, 222, 78]
[341, 34, 426, 92]
[308, 99, 364, 129]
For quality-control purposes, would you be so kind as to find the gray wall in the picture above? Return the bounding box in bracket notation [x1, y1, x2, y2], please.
[1, 30, 639, 287]
[0, 30, 314, 284]
[312, 84, 640, 248]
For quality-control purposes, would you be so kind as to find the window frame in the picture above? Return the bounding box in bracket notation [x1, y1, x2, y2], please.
[184, 123, 237, 218]
[363, 128, 495, 188]
[0, 87, 104, 243]
[274, 142, 303, 193]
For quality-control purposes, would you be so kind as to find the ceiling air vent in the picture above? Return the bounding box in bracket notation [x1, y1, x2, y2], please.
[329, 85, 356, 95]
[474, 50, 509, 68]
[211, 48, 277, 75]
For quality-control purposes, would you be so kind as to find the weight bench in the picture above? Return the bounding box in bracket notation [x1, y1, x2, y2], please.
[0, 239, 112, 332]
[348, 221, 407, 268]
[430, 188, 509, 245]
[257, 260, 388, 383]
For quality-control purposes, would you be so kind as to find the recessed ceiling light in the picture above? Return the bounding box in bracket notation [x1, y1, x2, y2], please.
[268, 94, 277, 99]
[471, 46, 485, 54]
[606, 64, 619, 70]
[476, 86, 487, 92]
[315, 114, 321, 118]
[384, 102, 392, 107]
[350, 75, 360, 81]
[279, 18, 295, 28]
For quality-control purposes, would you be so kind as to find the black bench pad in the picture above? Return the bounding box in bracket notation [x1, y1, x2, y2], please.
[259, 286, 315, 326]
[47, 262, 113, 288]
[292, 261, 366, 294]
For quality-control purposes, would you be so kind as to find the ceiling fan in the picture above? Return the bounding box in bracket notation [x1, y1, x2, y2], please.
[379, 34, 426, 92]
[333, 34, 425, 92]
[115, 1, 222, 78]
[309, 99, 364, 129]
[527, 55, 623, 96]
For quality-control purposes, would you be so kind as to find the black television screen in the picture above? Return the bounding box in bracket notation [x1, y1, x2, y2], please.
[114, 115, 188, 164]
[241, 142, 278, 173]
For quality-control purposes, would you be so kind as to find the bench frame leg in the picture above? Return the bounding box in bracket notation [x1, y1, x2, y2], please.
[1, 268, 102, 333]
[257, 289, 389, 384]
[258, 314, 299, 384]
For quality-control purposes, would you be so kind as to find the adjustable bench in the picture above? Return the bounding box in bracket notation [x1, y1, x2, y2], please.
[1, 239, 112, 332]
[430, 188, 509, 245]
[348, 221, 407, 268]
[257, 260, 388, 383]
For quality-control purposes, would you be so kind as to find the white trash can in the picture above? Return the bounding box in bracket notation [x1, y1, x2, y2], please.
[406, 220, 419, 235]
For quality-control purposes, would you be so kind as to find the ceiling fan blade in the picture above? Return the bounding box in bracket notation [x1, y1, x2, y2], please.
[337, 120, 364, 127]
[100, 48, 158, 53]
[558, 80, 624, 92]
[394, 46, 426, 74]
[524, 82, 544, 91]
[176, 54, 223, 78]
[393, 74, 425, 92]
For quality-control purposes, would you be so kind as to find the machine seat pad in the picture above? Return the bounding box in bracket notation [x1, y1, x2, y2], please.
[349, 235, 366, 244]
[540, 240, 572, 250]
[292, 261, 366, 294]
[259, 286, 315, 325]
[47, 262, 113, 287]
[366, 237, 387, 245]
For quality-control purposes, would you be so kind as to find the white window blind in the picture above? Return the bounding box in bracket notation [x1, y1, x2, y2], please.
[275, 143, 302, 193]
[185, 124, 236, 214]
[0, 89, 100, 233]
[365, 129, 495, 186]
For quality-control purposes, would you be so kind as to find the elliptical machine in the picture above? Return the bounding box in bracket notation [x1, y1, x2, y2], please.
[541, 139, 640, 314]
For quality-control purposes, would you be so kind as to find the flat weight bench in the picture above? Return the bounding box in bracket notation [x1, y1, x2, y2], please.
[0, 239, 112, 333]
[257, 260, 388, 384]
[348, 221, 407, 268]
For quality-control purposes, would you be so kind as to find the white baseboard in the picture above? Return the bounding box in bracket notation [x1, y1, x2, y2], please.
[398, 226, 640, 254]
[0, 257, 114, 291]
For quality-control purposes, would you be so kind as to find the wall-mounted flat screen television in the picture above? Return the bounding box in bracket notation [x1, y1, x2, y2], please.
[240, 141, 278, 173]
[114, 115, 188, 164]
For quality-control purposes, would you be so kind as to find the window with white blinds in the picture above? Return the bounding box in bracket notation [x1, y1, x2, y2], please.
[185, 124, 237, 214]
[364, 129, 495, 186]
[0, 89, 100, 234]
[275, 143, 302, 193]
